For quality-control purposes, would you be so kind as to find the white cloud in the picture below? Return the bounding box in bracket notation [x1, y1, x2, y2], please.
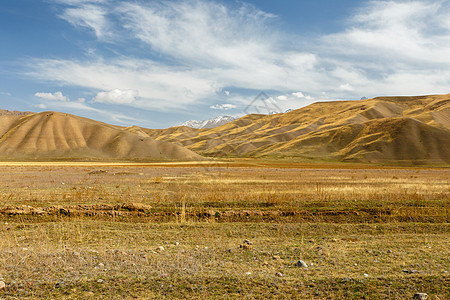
[276, 95, 287, 101]
[76, 97, 86, 103]
[61, 4, 110, 39]
[0, 92, 11, 96]
[210, 103, 237, 110]
[24, 0, 450, 115]
[224, 90, 230, 96]
[35, 91, 69, 101]
[291, 92, 305, 98]
[93, 89, 138, 104]
[36, 103, 47, 109]
[338, 83, 354, 91]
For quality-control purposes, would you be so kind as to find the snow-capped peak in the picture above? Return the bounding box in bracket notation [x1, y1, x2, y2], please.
[182, 115, 236, 129]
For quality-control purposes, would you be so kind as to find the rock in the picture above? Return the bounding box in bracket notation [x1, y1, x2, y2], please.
[156, 246, 165, 252]
[387, 249, 392, 254]
[413, 293, 428, 300]
[97, 279, 104, 283]
[243, 239, 252, 245]
[272, 255, 281, 260]
[363, 273, 369, 277]
[239, 244, 252, 250]
[245, 272, 252, 276]
[295, 260, 308, 268]
[275, 272, 283, 277]
[174, 242, 180, 246]
[0, 281, 6, 289]
[55, 282, 65, 288]
[98, 263, 105, 269]
[403, 269, 419, 274]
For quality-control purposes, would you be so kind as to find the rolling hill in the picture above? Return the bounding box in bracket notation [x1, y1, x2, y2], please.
[0, 94, 448, 163]
[145, 94, 450, 164]
[0, 111, 202, 161]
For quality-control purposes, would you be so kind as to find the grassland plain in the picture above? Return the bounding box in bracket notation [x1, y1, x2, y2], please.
[0, 161, 448, 299]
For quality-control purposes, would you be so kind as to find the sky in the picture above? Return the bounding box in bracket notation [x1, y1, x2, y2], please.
[1, 0, 450, 128]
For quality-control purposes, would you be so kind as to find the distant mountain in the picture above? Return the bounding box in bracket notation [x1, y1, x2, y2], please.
[0, 111, 202, 161]
[145, 94, 450, 164]
[181, 115, 236, 129]
[0, 109, 32, 116]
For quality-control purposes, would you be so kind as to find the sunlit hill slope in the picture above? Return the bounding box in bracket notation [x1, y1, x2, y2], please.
[145, 94, 450, 164]
[0, 111, 202, 161]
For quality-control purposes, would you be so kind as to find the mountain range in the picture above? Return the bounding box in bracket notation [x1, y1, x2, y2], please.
[145, 94, 450, 164]
[181, 115, 236, 129]
[0, 94, 449, 163]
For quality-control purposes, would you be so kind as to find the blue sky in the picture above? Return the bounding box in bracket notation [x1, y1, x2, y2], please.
[1, 0, 450, 128]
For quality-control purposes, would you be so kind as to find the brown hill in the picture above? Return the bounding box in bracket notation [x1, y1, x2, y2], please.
[145, 94, 450, 164]
[0, 111, 202, 161]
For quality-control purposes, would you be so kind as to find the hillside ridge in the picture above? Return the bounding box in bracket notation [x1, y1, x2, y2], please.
[145, 94, 450, 164]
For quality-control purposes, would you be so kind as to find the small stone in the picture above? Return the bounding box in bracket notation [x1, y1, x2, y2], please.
[413, 293, 428, 300]
[272, 255, 281, 260]
[403, 269, 419, 274]
[262, 262, 269, 266]
[0, 281, 6, 289]
[387, 249, 392, 254]
[97, 279, 104, 284]
[363, 273, 369, 277]
[295, 260, 308, 268]
[156, 246, 165, 252]
[174, 242, 180, 246]
[73, 251, 80, 257]
[98, 263, 105, 269]
[160, 273, 168, 278]
[240, 244, 252, 250]
[275, 272, 283, 277]
[55, 282, 65, 288]
[245, 272, 252, 276]
[243, 239, 252, 245]
[331, 238, 338, 242]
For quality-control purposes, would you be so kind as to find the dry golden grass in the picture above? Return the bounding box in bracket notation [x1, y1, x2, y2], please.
[0, 162, 448, 299]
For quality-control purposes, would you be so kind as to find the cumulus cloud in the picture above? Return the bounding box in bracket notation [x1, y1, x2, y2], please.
[276, 95, 287, 101]
[93, 89, 138, 104]
[291, 92, 305, 98]
[210, 103, 237, 110]
[224, 91, 230, 96]
[338, 83, 354, 91]
[35, 91, 69, 101]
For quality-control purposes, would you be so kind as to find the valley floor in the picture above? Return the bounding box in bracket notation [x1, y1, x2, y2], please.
[0, 161, 448, 299]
